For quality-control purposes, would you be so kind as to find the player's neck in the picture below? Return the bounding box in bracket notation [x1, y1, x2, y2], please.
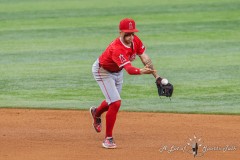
[120, 37, 132, 48]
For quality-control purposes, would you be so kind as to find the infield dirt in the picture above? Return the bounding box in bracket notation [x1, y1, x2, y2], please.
[0, 109, 239, 160]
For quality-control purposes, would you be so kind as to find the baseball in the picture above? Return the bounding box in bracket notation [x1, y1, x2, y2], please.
[161, 78, 168, 85]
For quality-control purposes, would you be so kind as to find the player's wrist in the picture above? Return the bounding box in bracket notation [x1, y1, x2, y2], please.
[155, 75, 161, 80]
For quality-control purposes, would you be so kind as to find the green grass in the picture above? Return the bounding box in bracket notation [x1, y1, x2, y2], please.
[0, 0, 240, 114]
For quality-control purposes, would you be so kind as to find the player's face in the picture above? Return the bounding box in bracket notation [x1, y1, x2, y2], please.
[120, 32, 135, 46]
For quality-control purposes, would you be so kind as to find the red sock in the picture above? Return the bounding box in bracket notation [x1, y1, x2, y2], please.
[105, 100, 121, 138]
[95, 100, 109, 117]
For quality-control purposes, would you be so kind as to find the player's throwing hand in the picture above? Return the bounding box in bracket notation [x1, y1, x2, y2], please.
[140, 65, 156, 74]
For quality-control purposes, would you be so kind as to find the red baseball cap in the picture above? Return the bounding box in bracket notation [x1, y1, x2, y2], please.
[119, 18, 139, 32]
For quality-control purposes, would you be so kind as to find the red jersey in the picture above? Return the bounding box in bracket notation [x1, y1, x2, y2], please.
[99, 35, 145, 72]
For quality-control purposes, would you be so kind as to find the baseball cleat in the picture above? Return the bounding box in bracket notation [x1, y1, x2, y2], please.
[90, 106, 102, 133]
[102, 137, 117, 149]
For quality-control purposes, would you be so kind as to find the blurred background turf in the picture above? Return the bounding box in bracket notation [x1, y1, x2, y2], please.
[0, 0, 239, 114]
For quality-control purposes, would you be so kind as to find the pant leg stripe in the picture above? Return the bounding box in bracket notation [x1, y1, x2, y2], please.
[98, 68, 111, 102]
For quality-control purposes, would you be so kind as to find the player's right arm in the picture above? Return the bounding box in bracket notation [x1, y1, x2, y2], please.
[123, 63, 156, 75]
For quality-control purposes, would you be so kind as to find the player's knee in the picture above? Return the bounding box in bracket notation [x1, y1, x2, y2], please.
[114, 100, 121, 106]
[109, 100, 121, 113]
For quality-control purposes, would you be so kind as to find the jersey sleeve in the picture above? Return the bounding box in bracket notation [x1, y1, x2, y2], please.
[135, 35, 146, 56]
[112, 49, 130, 68]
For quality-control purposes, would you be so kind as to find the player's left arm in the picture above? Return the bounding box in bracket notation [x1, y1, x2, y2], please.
[139, 53, 160, 79]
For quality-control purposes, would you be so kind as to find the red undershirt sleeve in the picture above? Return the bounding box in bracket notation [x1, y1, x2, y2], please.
[123, 63, 141, 75]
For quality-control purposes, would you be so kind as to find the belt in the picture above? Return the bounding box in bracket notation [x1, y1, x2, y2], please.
[98, 63, 122, 73]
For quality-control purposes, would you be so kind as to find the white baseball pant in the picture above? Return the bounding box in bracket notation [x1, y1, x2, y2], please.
[92, 59, 123, 104]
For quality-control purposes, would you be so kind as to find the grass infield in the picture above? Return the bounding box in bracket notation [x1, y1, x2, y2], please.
[0, 0, 239, 114]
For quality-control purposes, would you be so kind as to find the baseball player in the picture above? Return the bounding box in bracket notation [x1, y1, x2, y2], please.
[90, 18, 161, 149]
